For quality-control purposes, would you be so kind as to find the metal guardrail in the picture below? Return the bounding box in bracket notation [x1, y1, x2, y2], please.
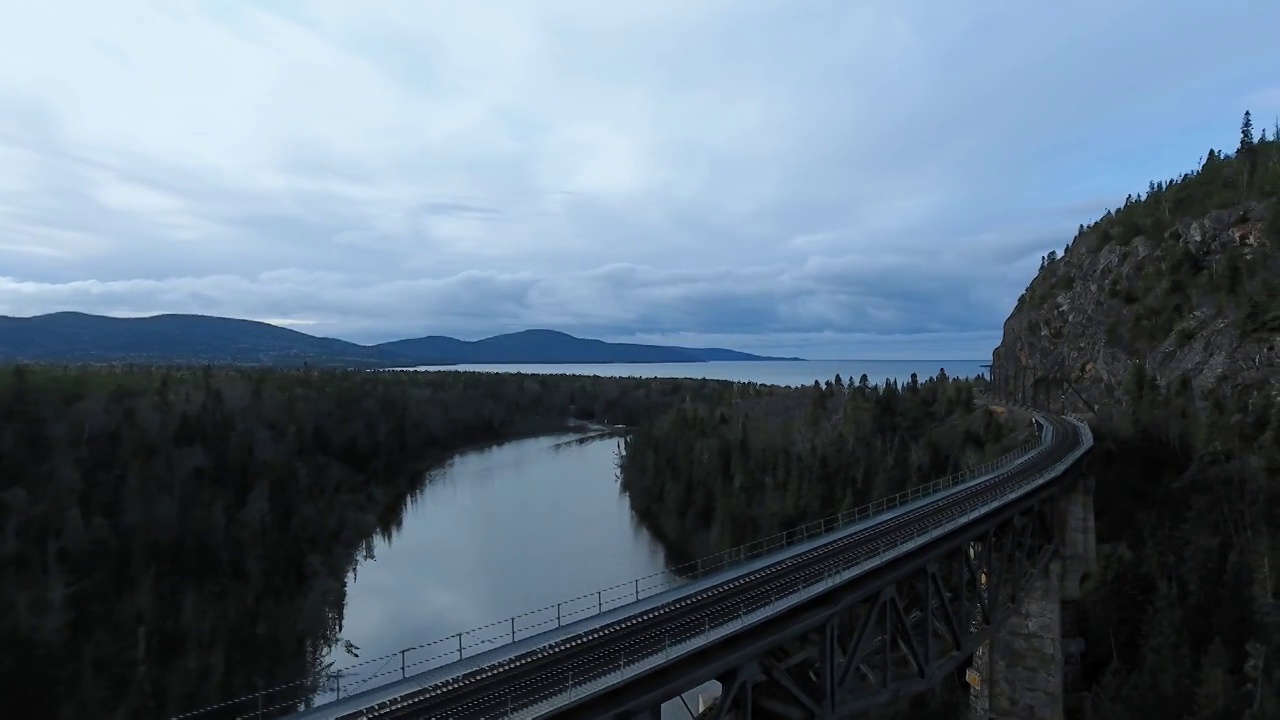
[476, 414, 1093, 719]
[175, 409, 1053, 720]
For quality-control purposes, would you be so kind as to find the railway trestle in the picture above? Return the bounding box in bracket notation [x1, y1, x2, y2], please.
[703, 474, 1068, 720]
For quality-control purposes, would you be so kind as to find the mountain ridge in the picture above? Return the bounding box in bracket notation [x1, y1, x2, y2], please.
[0, 312, 804, 366]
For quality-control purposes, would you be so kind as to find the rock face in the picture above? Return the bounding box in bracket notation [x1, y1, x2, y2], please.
[989, 560, 1064, 720]
[992, 201, 1280, 412]
[969, 480, 1099, 720]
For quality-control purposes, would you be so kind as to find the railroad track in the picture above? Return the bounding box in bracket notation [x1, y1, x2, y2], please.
[321, 412, 1081, 719]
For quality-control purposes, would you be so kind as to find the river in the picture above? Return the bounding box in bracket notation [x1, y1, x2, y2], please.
[324, 359, 986, 717]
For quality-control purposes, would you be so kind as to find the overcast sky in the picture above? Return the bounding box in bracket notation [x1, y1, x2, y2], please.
[1, 1, 1278, 359]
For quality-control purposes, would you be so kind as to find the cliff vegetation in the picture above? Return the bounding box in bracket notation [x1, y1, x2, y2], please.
[995, 111, 1280, 719]
[996, 110, 1279, 408]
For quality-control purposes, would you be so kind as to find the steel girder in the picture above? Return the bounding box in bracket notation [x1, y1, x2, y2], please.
[704, 494, 1060, 720]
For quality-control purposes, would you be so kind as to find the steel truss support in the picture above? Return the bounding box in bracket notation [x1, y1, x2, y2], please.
[711, 498, 1059, 719]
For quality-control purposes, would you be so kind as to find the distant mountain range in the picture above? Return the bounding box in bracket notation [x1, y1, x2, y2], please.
[0, 312, 803, 366]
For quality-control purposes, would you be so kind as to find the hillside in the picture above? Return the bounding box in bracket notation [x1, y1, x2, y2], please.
[0, 312, 800, 366]
[994, 111, 1280, 410]
[0, 312, 388, 366]
[993, 112, 1280, 717]
[372, 329, 798, 364]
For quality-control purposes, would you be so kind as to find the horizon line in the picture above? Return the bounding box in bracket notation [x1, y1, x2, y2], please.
[4, 312, 997, 358]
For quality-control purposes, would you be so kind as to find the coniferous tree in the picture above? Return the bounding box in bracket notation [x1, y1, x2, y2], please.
[0, 365, 734, 720]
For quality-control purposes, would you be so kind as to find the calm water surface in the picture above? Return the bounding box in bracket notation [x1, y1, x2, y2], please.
[331, 360, 986, 716]
[326, 434, 677, 689]
[408, 359, 987, 387]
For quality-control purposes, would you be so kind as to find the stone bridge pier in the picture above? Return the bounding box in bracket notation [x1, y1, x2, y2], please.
[970, 473, 1097, 720]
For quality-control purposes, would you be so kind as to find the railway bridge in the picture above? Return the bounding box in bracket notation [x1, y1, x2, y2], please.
[183, 396, 1095, 720]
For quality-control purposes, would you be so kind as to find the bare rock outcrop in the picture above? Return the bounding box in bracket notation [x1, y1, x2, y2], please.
[992, 202, 1279, 412]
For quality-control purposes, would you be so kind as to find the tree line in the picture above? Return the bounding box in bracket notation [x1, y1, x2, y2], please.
[1070, 110, 1280, 256]
[1030, 110, 1280, 347]
[620, 371, 1026, 562]
[0, 364, 735, 720]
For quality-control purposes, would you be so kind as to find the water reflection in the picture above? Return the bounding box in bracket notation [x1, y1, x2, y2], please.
[325, 432, 680, 700]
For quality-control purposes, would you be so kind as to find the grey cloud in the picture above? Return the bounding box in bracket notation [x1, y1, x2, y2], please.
[416, 202, 504, 219]
[1, 1, 1279, 357]
[0, 250, 1019, 347]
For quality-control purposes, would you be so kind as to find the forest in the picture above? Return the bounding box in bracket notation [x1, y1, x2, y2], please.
[1072, 367, 1279, 719]
[620, 371, 1027, 562]
[620, 370, 1029, 717]
[0, 364, 734, 720]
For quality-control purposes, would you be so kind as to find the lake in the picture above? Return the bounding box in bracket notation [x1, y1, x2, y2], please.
[407, 358, 989, 387]
[326, 360, 986, 717]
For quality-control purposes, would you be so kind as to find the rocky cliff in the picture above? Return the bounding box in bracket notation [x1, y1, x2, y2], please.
[991, 133, 1280, 414]
[987, 115, 1280, 719]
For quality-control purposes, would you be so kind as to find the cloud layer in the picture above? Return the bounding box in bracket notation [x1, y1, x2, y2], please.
[2, 1, 1279, 357]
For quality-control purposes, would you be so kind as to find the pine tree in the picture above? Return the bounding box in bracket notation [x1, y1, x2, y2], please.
[1126, 581, 1193, 718]
[1090, 659, 1134, 720]
[1241, 110, 1259, 192]
[1241, 110, 1255, 153]
[1189, 637, 1236, 720]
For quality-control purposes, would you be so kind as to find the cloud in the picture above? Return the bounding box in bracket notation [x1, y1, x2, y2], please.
[1, 1, 1278, 358]
[0, 256, 1008, 340]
